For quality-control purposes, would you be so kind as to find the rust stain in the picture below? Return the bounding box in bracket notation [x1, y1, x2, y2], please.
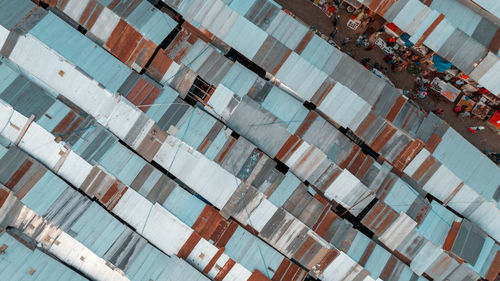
[486, 251, 500, 281]
[100, 181, 118, 204]
[39, 0, 58, 7]
[212, 220, 238, 248]
[293, 146, 315, 170]
[295, 111, 318, 138]
[413, 156, 436, 181]
[357, 156, 374, 179]
[0, 188, 10, 209]
[295, 31, 314, 54]
[315, 248, 339, 273]
[214, 259, 236, 281]
[272, 259, 292, 281]
[281, 264, 301, 281]
[177, 232, 201, 259]
[415, 14, 445, 47]
[443, 220, 461, 251]
[271, 49, 292, 75]
[487, 27, 500, 54]
[182, 21, 214, 44]
[203, 247, 225, 274]
[138, 86, 160, 112]
[62, 117, 83, 141]
[275, 134, 302, 162]
[355, 112, 377, 138]
[361, 201, 384, 228]
[314, 210, 338, 239]
[5, 160, 32, 189]
[52, 112, 75, 135]
[216, 137, 237, 163]
[311, 206, 330, 230]
[370, 124, 397, 153]
[131, 39, 156, 69]
[359, 241, 376, 266]
[192, 205, 224, 240]
[85, 3, 103, 30]
[375, 176, 394, 201]
[376, 0, 398, 16]
[108, 0, 121, 10]
[198, 138, 212, 154]
[248, 270, 271, 281]
[368, 0, 383, 11]
[313, 193, 329, 206]
[147, 50, 173, 82]
[392, 139, 425, 170]
[379, 256, 397, 280]
[107, 185, 127, 211]
[105, 20, 143, 67]
[386, 95, 407, 122]
[126, 79, 147, 102]
[374, 207, 398, 236]
[311, 81, 335, 106]
[164, 30, 190, 58]
[338, 146, 361, 169]
[425, 133, 442, 153]
[292, 236, 314, 261]
[79, 0, 97, 26]
[347, 152, 366, 176]
[318, 168, 342, 192]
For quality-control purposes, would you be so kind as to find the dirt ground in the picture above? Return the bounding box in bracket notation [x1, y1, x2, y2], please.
[274, 0, 500, 156]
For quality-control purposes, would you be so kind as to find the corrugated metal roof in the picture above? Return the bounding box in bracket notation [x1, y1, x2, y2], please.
[433, 128, 500, 201]
[126, 0, 177, 45]
[0, 232, 88, 281]
[224, 226, 284, 277]
[0, 0, 37, 30]
[430, 0, 483, 36]
[1, 2, 499, 280]
[30, 12, 132, 93]
[470, 0, 500, 19]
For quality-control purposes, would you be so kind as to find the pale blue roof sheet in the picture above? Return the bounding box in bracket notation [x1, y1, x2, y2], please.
[30, 12, 132, 93]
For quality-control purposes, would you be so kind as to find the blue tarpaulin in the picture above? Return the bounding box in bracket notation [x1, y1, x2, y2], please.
[400, 33, 413, 47]
[432, 54, 453, 72]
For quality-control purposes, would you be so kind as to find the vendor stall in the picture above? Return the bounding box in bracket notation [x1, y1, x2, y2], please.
[457, 95, 476, 112]
[430, 77, 461, 102]
[471, 100, 491, 120]
[311, 0, 336, 17]
[489, 110, 500, 131]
